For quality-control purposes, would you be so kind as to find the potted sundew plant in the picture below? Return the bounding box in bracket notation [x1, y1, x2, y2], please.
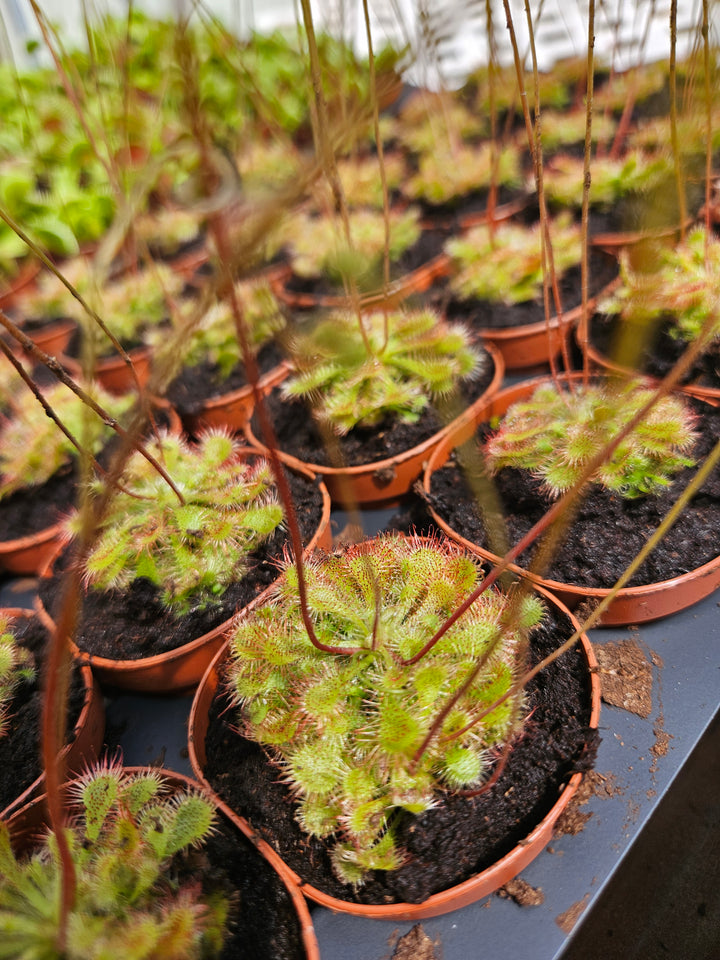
[275, 205, 446, 307]
[246, 305, 501, 503]
[36, 428, 329, 691]
[0, 378, 134, 575]
[0, 610, 103, 820]
[439, 213, 615, 368]
[189, 533, 600, 914]
[0, 762, 318, 959]
[423, 373, 720, 624]
[589, 227, 720, 397]
[163, 276, 289, 433]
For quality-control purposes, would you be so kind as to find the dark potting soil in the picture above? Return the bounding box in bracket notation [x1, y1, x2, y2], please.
[440, 250, 618, 332]
[0, 613, 86, 813]
[589, 310, 720, 391]
[0, 461, 77, 541]
[182, 816, 306, 960]
[425, 398, 720, 589]
[251, 352, 497, 470]
[36, 468, 325, 662]
[164, 341, 286, 419]
[283, 227, 447, 300]
[201, 603, 597, 905]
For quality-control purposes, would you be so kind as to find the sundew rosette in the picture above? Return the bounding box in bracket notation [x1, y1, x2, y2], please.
[228, 533, 545, 885]
[73, 430, 283, 614]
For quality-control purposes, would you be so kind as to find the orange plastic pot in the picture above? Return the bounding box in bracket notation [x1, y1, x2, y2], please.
[182, 361, 291, 435]
[420, 195, 528, 233]
[244, 342, 504, 507]
[0, 260, 40, 308]
[583, 332, 720, 406]
[187, 587, 600, 920]
[422, 372, 720, 626]
[0, 608, 105, 821]
[2, 317, 76, 359]
[3, 766, 320, 960]
[34, 458, 332, 693]
[272, 251, 451, 311]
[0, 521, 66, 577]
[63, 345, 153, 395]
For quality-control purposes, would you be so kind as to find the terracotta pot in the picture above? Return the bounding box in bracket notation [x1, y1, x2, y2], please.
[589, 221, 691, 256]
[583, 328, 720, 406]
[0, 608, 105, 821]
[0, 521, 66, 577]
[244, 342, 504, 507]
[422, 372, 720, 626]
[0, 260, 41, 308]
[2, 317, 76, 359]
[187, 586, 600, 920]
[272, 251, 451, 311]
[420, 195, 528, 233]
[34, 458, 332, 693]
[63, 345, 153, 395]
[474, 281, 617, 371]
[3, 766, 320, 960]
[182, 360, 292, 435]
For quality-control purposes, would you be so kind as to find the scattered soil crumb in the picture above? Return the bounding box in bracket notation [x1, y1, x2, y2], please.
[556, 893, 590, 934]
[594, 639, 652, 717]
[498, 877, 545, 907]
[332, 521, 365, 547]
[554, 771, 621, 837]
[391, 924, 439, 960]
[553, 803, 593, 836]
[650, 710, 672, 776]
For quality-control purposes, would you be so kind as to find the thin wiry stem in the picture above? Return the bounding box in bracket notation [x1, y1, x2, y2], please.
[503, 0, 569, 393]
[669, 0, 689, 239]
[701, 0, 712, 243]
[361, 0, 392, 302]
[172, 20, 361, 658]
[580, 0, 596, 385]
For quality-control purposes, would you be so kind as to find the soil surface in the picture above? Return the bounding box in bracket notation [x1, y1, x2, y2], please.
[37, 468, 325, 661]
[0, 613, 86, 813]
[589, 309, 720, 391]
[0, 462, 77, 541]
[165, 341, 285, 419]
[251, 352, 497, 469]
[424, 397, 720, 589]
[438, 251, 618, 331]
[201, 604, 598, 906]
[191, 815, 306, 960]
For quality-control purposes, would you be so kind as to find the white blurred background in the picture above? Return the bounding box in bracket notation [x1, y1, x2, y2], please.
[0, 0, 715, 86]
